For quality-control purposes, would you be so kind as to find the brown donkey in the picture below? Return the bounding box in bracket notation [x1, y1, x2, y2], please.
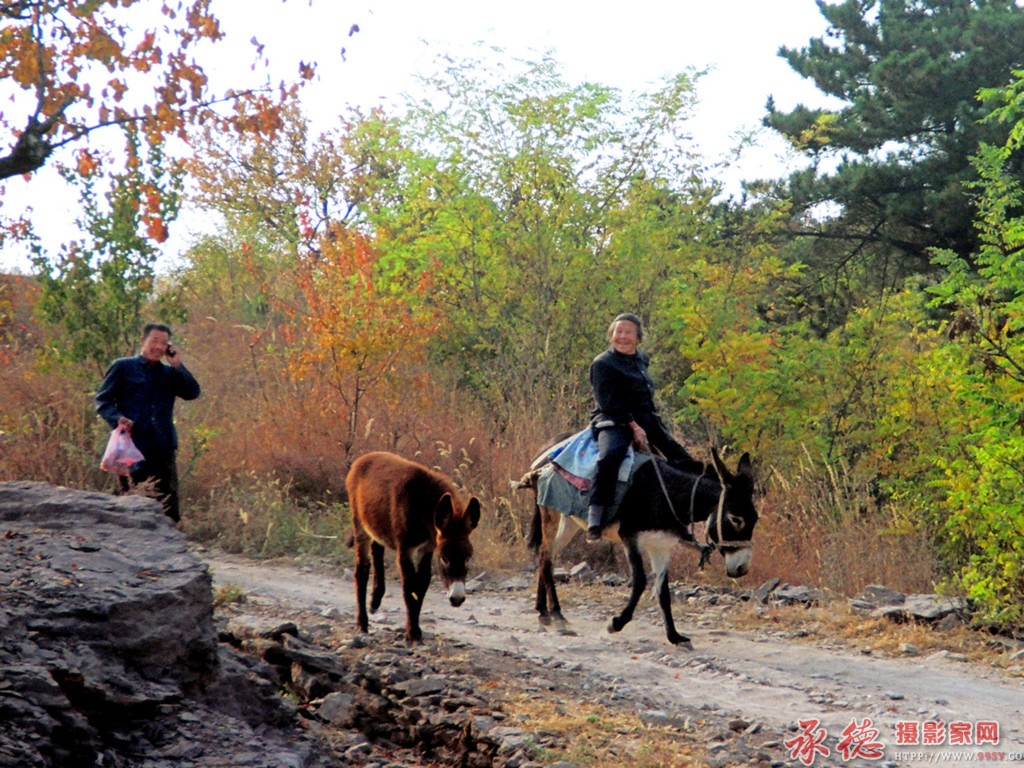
[346, 451, 482, 643]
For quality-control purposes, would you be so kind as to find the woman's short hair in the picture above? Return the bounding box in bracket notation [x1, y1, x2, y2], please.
[608, 313, 643, 342]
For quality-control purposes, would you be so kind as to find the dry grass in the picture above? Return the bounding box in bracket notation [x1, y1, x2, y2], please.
[718, 598, 1024, 675]
[747, 459, 941, 598]
[183, 472, 350, 559]
[0, 360, 111, 488]
[491, 692, 711, 768]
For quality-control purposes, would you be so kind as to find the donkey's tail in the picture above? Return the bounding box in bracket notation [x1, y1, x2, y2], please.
[513, 468, 545, 554]
[527, 499, 543, 553]
[510, 467, 541, 490]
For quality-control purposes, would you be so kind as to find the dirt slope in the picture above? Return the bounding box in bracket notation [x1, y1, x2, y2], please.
[202, 551, 1024, 768]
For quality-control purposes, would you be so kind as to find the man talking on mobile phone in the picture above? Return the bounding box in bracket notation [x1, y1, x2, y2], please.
[95, 323, 201, 523]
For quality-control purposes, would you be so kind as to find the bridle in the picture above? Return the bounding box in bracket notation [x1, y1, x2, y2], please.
[649, 453, 754, 569]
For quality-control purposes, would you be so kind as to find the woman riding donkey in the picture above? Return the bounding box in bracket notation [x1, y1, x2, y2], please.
[586, 312, 695, 540]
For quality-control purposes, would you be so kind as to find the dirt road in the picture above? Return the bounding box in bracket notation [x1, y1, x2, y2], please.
[202, 551, 1023, 768]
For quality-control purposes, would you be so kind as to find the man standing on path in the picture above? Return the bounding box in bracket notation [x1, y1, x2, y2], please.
[96, 323, 201, 522]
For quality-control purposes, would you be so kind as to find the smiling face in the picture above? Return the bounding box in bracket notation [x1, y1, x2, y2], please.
[140, 329, 171, 363]
[610, 319, 641, 356]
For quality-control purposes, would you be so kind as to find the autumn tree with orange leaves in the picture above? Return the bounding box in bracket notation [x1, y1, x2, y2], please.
[285, 225, 442, 457]
[1, 1, 343, 374]
[0, 0, 315, 181]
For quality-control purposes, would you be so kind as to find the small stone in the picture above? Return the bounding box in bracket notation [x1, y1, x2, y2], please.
[569, 562, 595, 582]
[344, 742, 373, 761]
[392, 675, 448, 698]
[318, 692, 357, 725]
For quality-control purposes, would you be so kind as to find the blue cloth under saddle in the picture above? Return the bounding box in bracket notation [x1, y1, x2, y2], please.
[535, 428, 651, 520]
[536, 427, 635, 482]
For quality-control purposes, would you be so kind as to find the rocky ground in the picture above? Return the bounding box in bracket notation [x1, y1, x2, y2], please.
[3, 481, 1022, 768]
[206, 551, 1024, 768]
[215, 570, 800, 768]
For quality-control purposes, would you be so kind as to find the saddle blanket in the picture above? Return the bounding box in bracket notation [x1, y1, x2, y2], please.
[534, 427, 636, 486]
[535, 428, 651, 520]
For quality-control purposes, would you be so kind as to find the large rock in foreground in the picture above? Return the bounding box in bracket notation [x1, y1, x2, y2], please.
[0, 482, 312, 768]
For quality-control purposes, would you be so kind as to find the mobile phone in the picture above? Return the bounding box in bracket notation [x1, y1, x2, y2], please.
[167, 344, 177, 358]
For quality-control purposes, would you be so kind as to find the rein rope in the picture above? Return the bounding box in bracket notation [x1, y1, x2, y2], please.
[648, 450, 753, 567]
[649, 454, 716, 568]
[707, 456, 754, 551]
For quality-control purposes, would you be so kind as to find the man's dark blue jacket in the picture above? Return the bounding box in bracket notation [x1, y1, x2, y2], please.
[95, 356, 201, 462]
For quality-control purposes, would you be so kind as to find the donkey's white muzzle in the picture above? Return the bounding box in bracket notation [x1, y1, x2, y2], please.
[447, 580, 467, 606]
[725, 548, 753, 578]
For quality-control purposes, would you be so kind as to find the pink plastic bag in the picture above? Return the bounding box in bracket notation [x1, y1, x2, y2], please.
[100, 427, 145, 476]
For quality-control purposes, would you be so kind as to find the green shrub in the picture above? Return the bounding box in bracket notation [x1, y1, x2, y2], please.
[185, 473, 351, 562]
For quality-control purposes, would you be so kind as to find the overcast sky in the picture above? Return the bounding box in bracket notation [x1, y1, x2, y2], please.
[2, 0, 834, 272]
[222, 0, 833, 172]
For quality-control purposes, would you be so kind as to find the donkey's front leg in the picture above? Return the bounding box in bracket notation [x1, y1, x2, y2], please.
[609, 539, 646, 634]
[399, 548, 432, 643]
[645, 543, 693, 648]
[658, 572, 692, 648]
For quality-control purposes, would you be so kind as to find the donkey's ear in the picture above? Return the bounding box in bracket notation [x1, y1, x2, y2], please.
[736, 452, 754, 481]
[464, 497, 481, 530]
[434, 493, 455, 530]
[711, 448, 734, 483]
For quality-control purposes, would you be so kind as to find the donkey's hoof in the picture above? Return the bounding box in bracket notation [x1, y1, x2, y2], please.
[668, 633, 693, 650]
[607, 616, 627, 634]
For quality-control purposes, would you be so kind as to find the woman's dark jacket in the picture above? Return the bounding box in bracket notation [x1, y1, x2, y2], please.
[95, 355, 201, 462]
[589, 347, 658, 428]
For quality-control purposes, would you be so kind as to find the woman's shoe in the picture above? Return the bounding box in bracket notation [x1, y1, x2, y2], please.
[586, 503, 605, 542]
